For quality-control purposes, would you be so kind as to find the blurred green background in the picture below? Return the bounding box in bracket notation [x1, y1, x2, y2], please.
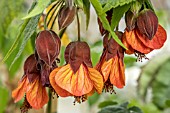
[0, 0, 170, 113]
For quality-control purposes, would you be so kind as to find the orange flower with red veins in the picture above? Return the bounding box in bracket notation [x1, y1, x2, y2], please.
[124, 8, 167, 61]
[96, 31, 125, 93]
[123, 24, 167, 61]
[12, 54, 48, 111]
[50, 41, 104, 103]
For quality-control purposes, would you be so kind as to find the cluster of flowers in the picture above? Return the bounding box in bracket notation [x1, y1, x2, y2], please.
[12, 2, 167, 112]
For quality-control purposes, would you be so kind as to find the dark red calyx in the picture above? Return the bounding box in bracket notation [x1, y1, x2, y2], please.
[137, 9, 158, 40]
[65, 41, 92, 73]
[23, 54, 40, 83]
[125, 10, 137, 31]
[58, 5, 76, 30]
[35, 30, 61, 66]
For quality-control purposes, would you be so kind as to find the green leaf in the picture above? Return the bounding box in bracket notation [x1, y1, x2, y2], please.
[1, 1, 37, 64]
[0, 87, 9, 113]
[144, 0, 154, 11]
[10, 15, 40, 69]
[120, 102, 128, 108]
[82, 0, 90, 29]
[98, 101, 118, 108]
[98, 106, 128, 113]
[98, 102, 143, 113]
[111, 3, 131, 30]
[22, 0, 50, 19]
[99, 0, 109, 5]
[165, 100, 170, 107]
[1, 19, 30, 64]
[128, 106, 143, 113]
[0, 0, 25, 53]
[74, 0, 83, 8]
[90, 0, 127, 50]
[103, 0, 135, 13]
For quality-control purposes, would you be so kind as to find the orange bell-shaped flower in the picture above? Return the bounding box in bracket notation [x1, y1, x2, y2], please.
[50, 41, 104, 103]
[96, 31, 125, 93]
[12, 54, 48, 111]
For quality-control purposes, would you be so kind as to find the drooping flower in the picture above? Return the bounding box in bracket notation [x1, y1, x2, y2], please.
[50, 41, 104, 103]
[12, 54, 48, 111]
[123, 8, 167, 61]
[35, 30, 61, 86]
[96, 31, 125, 93]
[123, 24, 167, 61]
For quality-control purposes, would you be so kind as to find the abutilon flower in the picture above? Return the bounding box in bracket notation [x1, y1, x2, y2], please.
[35, 30, 61, 86]
[96, 31, 125, 93]
[12, 54, 48, 111]
[12, 30, 61, 112]
[123, 9, 167, 61]
[50, 41, 104, 104]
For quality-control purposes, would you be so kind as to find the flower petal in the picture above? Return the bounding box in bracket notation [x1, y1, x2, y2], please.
[109, 56, 125, 88]
[101, 58, 112, 82]
[55, 64, 93, 96]
[125, 30, 153, 54]
[122, 33, 134, 54]
[26, 77, 48, 109]
[49, 67, 72, 97]
[12, 76, 29, 103]
[95, 50, 107, 71]
[136, 25, 167, 49]
[88, 68, 104, 94]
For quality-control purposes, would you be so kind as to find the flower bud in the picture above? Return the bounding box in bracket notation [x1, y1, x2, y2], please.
[125, 10, 136, 31]
[35, 30, 61, 66]
[58, 6, 76, 30]
[137, 9, 158, 40]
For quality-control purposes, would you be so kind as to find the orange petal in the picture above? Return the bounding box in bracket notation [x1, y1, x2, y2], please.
[125, 30, 153, 54]
[55, 64, 93, 96]
[49, 67, 72, 97]
[101, 58, 112, 82]
[26, 76, 48, 109]
[12, 76, 29, 103]
[95, 50, 107, 71]
[109, 56, 125, 88]
[88, 68, 104, 94]
[87, 88, 95, 96]
[122, 33, 134, 54]
[137, 25, 167, 49]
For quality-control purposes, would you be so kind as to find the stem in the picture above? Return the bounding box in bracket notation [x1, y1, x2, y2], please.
[47, 90, 52, 113]
[76, 9, 80, 41]
[59, 28, 66, 38]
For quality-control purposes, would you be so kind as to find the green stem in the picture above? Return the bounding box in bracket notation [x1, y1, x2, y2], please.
[76, 9, 80, 41]
[47, 90, 52, 113]
[59, 27, 66, 38]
